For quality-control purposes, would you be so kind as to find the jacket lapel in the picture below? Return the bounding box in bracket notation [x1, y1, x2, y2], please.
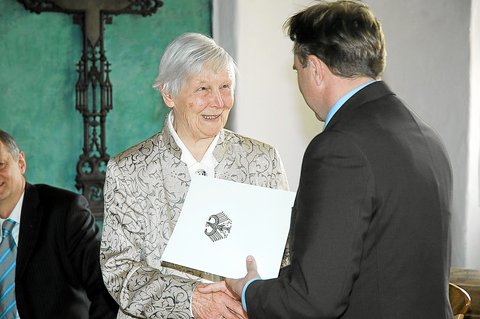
[16, 183, 43, 279]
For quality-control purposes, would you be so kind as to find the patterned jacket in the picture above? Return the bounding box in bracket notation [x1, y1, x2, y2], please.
[100, 124, 289, 319]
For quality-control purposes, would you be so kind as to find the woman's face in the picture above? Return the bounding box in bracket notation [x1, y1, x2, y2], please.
[163, 66, 234, 145]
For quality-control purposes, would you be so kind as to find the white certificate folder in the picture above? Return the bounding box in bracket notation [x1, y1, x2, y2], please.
[162, 175, 296, 280]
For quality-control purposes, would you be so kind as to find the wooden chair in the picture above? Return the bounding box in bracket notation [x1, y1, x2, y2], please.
[449, 282, 472, 319]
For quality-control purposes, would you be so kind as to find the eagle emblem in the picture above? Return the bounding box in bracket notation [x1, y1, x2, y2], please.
[204, 212, 232, 242]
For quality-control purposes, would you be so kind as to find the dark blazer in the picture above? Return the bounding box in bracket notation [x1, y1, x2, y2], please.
[15, 183, 118, 319]
[246, 81, 453, 318]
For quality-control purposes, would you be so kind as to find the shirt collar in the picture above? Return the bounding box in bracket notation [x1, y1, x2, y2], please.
[167, 111, 219, 177]
[324, 80, 376, 127]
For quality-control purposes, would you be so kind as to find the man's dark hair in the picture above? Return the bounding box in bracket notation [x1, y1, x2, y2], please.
[285, 0, 386, 78]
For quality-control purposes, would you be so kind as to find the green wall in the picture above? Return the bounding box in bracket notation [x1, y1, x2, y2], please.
[0, 0, 212, 194]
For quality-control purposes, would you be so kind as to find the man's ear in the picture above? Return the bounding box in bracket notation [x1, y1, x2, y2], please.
[18, 151, 26, 175]
[308, 55, 325, 86]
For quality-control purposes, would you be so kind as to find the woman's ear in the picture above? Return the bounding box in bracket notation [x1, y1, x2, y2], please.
[161, 91, 175, 109]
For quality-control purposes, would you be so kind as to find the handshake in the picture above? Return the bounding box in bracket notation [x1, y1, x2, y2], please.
[192, 256, 260, 319]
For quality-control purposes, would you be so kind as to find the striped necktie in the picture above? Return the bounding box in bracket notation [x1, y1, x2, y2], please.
[0, 219, 18, 319]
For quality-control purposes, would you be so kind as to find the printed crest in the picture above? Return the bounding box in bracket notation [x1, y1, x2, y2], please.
[204, 212, 232, 242]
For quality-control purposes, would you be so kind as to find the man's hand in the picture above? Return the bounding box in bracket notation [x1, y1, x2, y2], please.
[198, 256, 261, 300]
[192, 283, 247, 319]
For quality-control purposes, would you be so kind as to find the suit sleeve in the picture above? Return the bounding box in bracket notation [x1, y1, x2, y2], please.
[100, 159, 198, 318]
[64, 194, 119, 319]
[245, 132, 375, 318]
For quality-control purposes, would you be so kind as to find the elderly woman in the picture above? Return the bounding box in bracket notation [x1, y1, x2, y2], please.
[100, 33, 289, 319]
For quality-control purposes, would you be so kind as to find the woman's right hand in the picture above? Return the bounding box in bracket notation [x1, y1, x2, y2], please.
[192, 283, 247, 319]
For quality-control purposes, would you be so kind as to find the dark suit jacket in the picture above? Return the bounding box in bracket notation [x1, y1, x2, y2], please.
[15, 183, 118, 319]
[246, 81, 453, 318]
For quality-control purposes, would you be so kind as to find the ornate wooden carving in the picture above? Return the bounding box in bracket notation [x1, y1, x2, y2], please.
[18, 0, 163, 220]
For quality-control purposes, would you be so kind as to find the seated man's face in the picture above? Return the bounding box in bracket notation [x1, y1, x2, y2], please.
[0, 141, 26, 216]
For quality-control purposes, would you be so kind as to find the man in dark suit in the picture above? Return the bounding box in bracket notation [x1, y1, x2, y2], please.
[0, 129, 118, 318]
[200, 1, 453, 318]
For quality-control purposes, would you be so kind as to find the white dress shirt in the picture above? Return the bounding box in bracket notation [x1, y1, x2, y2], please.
[1, 192, 23, 246]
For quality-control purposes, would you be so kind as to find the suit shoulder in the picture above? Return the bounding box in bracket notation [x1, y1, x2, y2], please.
[32, 184, 88, 211]
[305, 130, 366, 164]
[34, 184, 81, 200]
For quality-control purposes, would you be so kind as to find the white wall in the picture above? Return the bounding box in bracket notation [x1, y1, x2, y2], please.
[213, 0, 478, 269]
[467, 0, 480, 268]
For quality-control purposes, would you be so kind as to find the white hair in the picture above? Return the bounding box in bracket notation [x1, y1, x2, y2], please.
[152, 33, 237, 97]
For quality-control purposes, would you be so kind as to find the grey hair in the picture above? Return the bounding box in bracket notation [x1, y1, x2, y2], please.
[152, 33, 237, 97]
[0, 129, 21, 160]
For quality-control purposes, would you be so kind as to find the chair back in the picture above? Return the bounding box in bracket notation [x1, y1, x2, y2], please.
[449, 282, 471, 319]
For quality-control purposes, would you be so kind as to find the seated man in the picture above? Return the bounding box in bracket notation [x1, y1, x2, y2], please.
[0, 129, 118, 318]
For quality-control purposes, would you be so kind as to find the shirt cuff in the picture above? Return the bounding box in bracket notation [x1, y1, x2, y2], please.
[241, 278, 261, 313]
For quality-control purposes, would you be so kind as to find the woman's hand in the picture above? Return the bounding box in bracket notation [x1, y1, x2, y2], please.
[192, 282, 247, 319]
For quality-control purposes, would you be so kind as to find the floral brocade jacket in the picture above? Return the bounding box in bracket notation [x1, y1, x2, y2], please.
[100, 125, 290, 319]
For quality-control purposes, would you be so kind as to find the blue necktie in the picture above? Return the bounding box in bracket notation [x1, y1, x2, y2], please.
[0, 219, 18, 319]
